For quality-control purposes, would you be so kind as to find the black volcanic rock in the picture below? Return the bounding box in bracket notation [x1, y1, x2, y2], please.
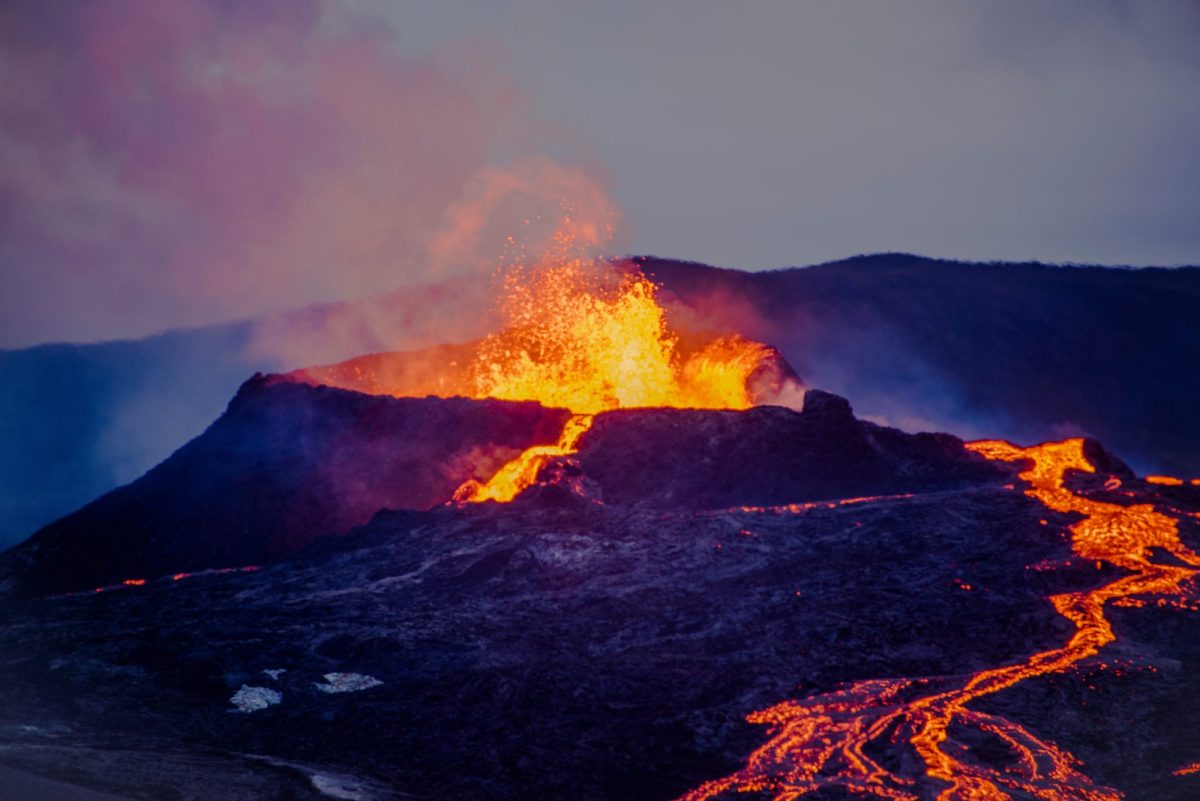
[573, 391, 1005, 508]
[0, 376, 570, 597]
[638, 254, 1200, 476]
[1080, 437, 1137, 478]
[2, 383, 1005, 598]
[1, 474, 1196, 800]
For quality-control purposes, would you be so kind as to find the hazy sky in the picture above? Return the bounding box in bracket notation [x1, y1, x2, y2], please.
[374, 0, 1200, 269]
[2, 1, 1198, 347]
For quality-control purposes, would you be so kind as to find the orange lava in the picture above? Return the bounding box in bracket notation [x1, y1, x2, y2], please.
[456, 413, 595, 503]
[1146, 475, 1184, 486]
[1173, 761, 1200, 776]
[678, 438, 1199, 801]
[454, 233, 796, 503]
[54, 565, 262, 599]
[722, 494, 916, 516]
[470, 262, 768, 414]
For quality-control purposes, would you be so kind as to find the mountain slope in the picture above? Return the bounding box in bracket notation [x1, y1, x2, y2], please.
[0, 383, 1004, 598]
[0, 379, 568, 597]
[0, 449, 1196, 800]
[641, 254, 1200, 476]
[3, 253, 1197, 548]
[0, 275, 494, 549]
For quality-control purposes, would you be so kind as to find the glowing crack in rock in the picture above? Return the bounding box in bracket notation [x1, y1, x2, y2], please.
[229, 685, 282, 713]
[722, 494, 917, 516]
[48, 565, 262, 599]
[678, 437, 1199, 801]
[313, 673, 383, 694]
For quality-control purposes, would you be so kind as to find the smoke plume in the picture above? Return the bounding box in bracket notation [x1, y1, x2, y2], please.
[0, 0, 620, 349]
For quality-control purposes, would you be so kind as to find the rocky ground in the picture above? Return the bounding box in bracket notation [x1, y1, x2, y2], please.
[0, 385, 999, 598]
[2, 383, 1199, 800]
[1, 471, 1198, 800]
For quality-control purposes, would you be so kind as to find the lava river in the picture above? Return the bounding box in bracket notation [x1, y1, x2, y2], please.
[677, 437, 1200, 801]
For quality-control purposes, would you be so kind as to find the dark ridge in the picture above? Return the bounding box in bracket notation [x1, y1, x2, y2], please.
[0, 378, 570, 597]
[574, 390, 1007, 509]
[1, 378, 1011, 597]
[635, 254, 1200, 476]
[4, 252, 1199, 550]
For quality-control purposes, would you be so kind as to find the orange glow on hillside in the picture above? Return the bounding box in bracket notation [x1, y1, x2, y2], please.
[1146, 475, 1184, 486]
[282, 214, 800, 505]
[678, 437, 1200, 801]
[51, 565, 263, 599]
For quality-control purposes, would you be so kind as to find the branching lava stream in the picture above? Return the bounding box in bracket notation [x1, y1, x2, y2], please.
[678, 438, 1200, 801]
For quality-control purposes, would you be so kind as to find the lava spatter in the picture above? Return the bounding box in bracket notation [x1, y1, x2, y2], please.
[453, 232, 791, 504]
[678, 438, 1199, 801]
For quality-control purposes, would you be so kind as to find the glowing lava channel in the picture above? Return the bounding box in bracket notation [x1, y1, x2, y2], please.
[456, 413, 594, 503]
[678, 437, 1200, 801]
[50, 565, 262, 599]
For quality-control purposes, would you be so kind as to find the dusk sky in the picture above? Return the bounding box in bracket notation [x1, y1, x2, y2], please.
[2, 0, 1198, 347]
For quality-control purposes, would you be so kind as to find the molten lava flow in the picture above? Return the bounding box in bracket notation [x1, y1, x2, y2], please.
[720, 494, 916, 516]
[455, 257, 789, 503]
[1146, 475, 1183, 486]
[679, 438, 1199, 801]
[456, 413, 594, 503]
[52, 565, 262, 599]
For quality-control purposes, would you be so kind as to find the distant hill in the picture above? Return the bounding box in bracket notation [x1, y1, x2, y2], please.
[2, 253, 1196, 549]
[0, 322, 266, 549]
[640, 253, 1200, 478]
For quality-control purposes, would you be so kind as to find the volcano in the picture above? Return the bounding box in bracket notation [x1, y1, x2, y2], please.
[5, 253, 1198, 551]
[1, 259, 1199, 801]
